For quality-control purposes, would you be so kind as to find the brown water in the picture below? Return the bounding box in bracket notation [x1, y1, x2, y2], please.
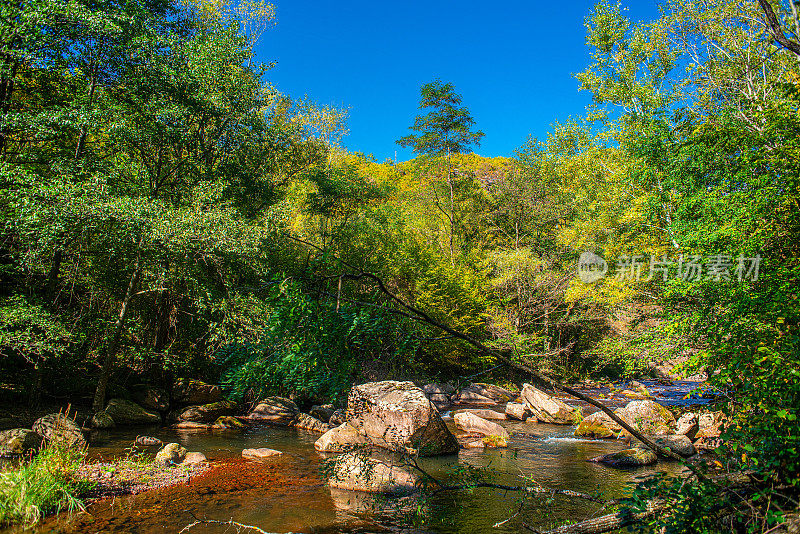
[26, 380, 707, 534]
[23, 422, 685, 534]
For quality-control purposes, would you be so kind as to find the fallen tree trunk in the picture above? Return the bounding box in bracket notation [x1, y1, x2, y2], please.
[535, 500, 664, 534]
[283, 234, 704, 478]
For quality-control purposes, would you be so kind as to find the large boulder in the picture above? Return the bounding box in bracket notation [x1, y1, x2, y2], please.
[618, 400, 676, 436]
[0, 429, 43, 456]
[454, 412, 509, 439]
[172, 379, 222, 406]
[315, 423, 371, 453]
[247, 397, 299, 426]
[130, 385, 169, 412]
[521, 384, 582, 424]
[32, 413, 86, 449]
[326, 452, 419, 494]
[455, 383, 516, 406]
[104, 398, 161, 425]
[589, 448, 657, 467]
[155, 442, 187, 465]
[347, 381, 459, 456]
[294, 413, 330, 433]
[575, 410, 624, 439]
[176, 400, 238, 424]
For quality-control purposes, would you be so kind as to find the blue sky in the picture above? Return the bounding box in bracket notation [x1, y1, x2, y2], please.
[256, 1, 661, 162]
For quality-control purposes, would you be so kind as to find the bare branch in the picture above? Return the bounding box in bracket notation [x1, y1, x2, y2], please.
[757, 0, 800, 58]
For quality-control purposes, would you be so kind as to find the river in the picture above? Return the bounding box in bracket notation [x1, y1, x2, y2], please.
[26, 380, 707, 533]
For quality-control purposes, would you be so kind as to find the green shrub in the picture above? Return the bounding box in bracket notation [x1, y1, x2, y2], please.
[0, 443, 87, 527]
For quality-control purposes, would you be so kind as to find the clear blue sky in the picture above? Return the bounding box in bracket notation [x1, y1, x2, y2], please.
[256, 1, 660, 162]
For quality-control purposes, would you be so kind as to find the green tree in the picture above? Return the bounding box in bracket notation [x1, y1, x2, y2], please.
[397, 79, 484, 262]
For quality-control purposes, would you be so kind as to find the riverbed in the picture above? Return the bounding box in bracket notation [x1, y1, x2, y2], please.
[21, 380, 706, 533]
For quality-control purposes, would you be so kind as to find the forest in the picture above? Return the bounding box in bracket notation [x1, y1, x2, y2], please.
[1, 0, 799, 532]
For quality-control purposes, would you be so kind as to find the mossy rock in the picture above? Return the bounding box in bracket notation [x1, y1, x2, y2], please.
[0, 428, 43, 456]
[178, 400, 238, 424]
[90, 411, 115, 429]
[155, 442, 187, 465]
[590, 448, 657, 467]
[214, 416, 245, 429]
[104, 398, 161, 425]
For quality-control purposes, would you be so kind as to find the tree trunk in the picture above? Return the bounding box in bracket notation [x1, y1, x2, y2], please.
[28, 359, 44, 407]
[45, 248, 63, 305]
[540, 501, 664, 534]
[92, 236, 144, 412]
[446, 146, 455, 264]
[0, 56, 18, 156]
[75, 63, 98, 160]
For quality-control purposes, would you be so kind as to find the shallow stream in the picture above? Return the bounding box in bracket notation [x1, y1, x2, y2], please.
[24, 380, 708, 533]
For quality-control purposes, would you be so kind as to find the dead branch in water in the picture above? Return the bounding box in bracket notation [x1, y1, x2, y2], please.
[179, 518, 275, 533]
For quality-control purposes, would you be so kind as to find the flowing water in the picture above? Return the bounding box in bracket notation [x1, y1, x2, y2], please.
[25, 380, 708, 534]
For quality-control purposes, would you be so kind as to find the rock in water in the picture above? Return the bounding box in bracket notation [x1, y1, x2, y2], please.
[505, 402, 531, 421]
[455, 408, 507, 420]
[455, 383, 517, 405]
[104, 398, 161, 425]
[310, 404, 335, 423]
[0, 429, 43, 456]
[590, 448, 657, 467]
[90, 411, 115, 429]
[32, 413, 86, 449]
[422, 383, 455, 411]
[213, 416, 246, 429]
[172, 379, 221, 405]
[242, 448, 282, 460]
[618, 400, 676, 436]
[329, 409, 345, 426]
[454, 412, 509, 438]
[247, 397, 299, 426]
[347, 380, 459, 456]
[155, 442, 187, 465]
[521, 384, 582, 424]
[177, 400, 238, 423]
[135, 435, 163, 447]
[315, 423, 371, 453]
[294, 413, 330, 433]
[130, 385, 169, 412]
[575, 410, 624, 439]
[636, 434, 696, 457]
[183, 452, 207, 464]
[326, 452, 419, 494]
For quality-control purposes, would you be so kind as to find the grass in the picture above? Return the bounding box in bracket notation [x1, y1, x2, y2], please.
[0, 442, 89, 527]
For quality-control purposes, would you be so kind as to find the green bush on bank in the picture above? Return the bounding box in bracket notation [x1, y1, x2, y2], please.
[0, 443, 87, 527]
